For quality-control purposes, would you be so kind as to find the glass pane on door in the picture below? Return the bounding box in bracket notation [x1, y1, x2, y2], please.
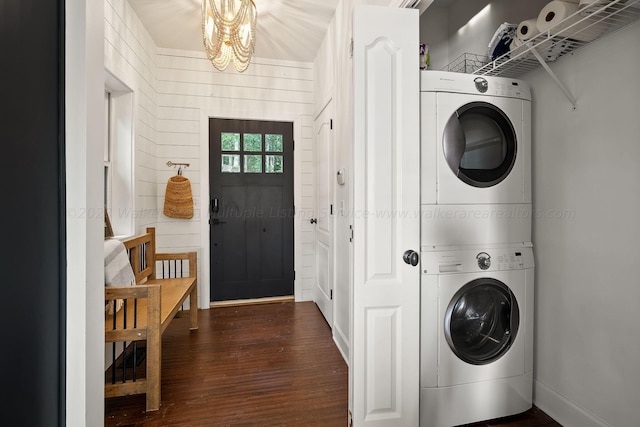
[265, 155, 283, 173]
[221, 133, 241, 151]
[244, 133, 262, 151]
[244, 155, 262, 173]
[265, 134, 283, 152]
[221, 154, 241, 173]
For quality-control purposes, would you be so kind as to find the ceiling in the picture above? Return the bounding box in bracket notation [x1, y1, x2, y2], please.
[127, 0, 341, 63]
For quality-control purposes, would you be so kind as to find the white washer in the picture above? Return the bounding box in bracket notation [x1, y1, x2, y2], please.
[421, 71, 532, 247]
[420, 245, 534, 427]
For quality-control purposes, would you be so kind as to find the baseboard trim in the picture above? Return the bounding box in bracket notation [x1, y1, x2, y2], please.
[333, 323, 350, 365]
[534, 380, 609, 427]
[209, 295, 295, 308]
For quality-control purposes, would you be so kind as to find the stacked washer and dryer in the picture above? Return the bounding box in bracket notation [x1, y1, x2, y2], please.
[419, 71, 534, 427]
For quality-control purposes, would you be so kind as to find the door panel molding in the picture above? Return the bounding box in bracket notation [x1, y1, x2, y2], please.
[314, 100, 335, 325]
[352, 6, 420, 426]
[364, 306, 402, 420]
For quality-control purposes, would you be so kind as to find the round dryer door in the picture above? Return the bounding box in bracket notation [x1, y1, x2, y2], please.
[443, 101, 517, 188]
[444, 278, 520, 365]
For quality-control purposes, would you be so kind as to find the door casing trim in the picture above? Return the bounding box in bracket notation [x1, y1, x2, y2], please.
[200, 109, 305, 308]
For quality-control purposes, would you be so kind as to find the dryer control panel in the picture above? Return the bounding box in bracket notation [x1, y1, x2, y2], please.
[421, 246, 534, 275]
[420, 70, 531, 101]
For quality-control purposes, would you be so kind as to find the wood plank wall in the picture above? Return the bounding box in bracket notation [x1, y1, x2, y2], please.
[103, 0, 317, 302]
[105, 0, 159, 235]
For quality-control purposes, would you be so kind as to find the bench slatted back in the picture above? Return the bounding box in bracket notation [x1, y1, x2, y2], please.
[122, 228, 157, 284]
[105, 228, 161, 410]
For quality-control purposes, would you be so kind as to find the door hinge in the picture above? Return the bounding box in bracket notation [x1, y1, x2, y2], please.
[294, 271, 296, 280]
[293, 140, 295, 150]
[330, 119, 333, 130]
[349, 225, 354, 242]
[330, 204, 333, 215]
[349, 38, 354, 58]
[330, 289, 333, 300]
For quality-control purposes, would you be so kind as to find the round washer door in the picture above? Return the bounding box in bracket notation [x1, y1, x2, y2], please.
[443, 101, 517, 188]
[444, 278, 520, 365]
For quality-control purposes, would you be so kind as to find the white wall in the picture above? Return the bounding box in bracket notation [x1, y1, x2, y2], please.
[154, 49, 316, 306]
[66, 0, 104, 425]
[104, 0, 159, 235]
[528, 21, 640, 427]
[313, 8, 353, 362]
[419, 4, 449, 71]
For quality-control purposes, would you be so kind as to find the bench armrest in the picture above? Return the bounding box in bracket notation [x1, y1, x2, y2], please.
[105, 284, 161, 342]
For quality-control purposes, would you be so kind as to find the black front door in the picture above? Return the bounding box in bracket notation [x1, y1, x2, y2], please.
[209, 118, 294, 301]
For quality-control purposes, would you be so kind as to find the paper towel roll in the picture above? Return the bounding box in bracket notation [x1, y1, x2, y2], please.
[537, 0, 603, 42]
[516, 18, 540, 42]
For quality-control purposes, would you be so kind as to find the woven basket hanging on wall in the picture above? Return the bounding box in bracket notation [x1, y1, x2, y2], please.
[163, 175, 194, 219]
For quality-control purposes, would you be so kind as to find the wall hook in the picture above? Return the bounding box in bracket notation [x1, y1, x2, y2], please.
[167, 161, 190, 175]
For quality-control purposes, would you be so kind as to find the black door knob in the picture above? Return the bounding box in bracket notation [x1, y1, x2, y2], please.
[310, 218, 318, 224]
[403, 250, 419, 266]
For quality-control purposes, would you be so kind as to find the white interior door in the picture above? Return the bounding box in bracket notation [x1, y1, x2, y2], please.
[351, 5, 420, 426]
[314, 101, 334, 326]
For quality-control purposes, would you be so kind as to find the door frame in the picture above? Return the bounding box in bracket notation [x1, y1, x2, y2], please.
[199, 109, 306, 307]
[313, 97, 335, 327]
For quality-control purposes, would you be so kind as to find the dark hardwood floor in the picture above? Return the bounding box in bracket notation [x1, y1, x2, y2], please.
[105, 301, 560, 427]
[105, 301, 348, 426]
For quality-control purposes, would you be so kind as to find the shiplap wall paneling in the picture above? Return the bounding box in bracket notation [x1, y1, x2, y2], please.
[105, 0, 159, 233]
[155, 49, 316, 304]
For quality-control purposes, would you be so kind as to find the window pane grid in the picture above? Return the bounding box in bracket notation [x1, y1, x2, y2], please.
[244, 133, 262, 151]
[265, 134, 283, 152]
[265, 155, 283, 173]
[221, 133, 241, 151]
[220, 132, 284, 174]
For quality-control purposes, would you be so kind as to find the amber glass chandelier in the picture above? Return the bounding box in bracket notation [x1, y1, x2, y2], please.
[202, 0, 257, 72]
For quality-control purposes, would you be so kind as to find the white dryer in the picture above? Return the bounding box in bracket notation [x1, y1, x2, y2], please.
[420, 245, 534, 427]
[421, 71, 532, 247]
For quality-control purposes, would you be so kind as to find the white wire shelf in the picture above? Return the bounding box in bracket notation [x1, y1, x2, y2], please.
[474, 0, 640, 78]
[443, 53, 490, 74]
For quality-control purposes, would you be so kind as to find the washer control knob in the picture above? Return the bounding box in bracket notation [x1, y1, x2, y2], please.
[474, 77, 488, 93]
[476, 252, 491, 270]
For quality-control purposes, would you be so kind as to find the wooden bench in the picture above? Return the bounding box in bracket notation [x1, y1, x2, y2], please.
[104, 227, 198, 411]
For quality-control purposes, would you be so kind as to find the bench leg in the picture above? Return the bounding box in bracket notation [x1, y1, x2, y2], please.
[189, 284, 199, 330]
[146, 307, 161, 411]
[146, 341, 161, 411]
